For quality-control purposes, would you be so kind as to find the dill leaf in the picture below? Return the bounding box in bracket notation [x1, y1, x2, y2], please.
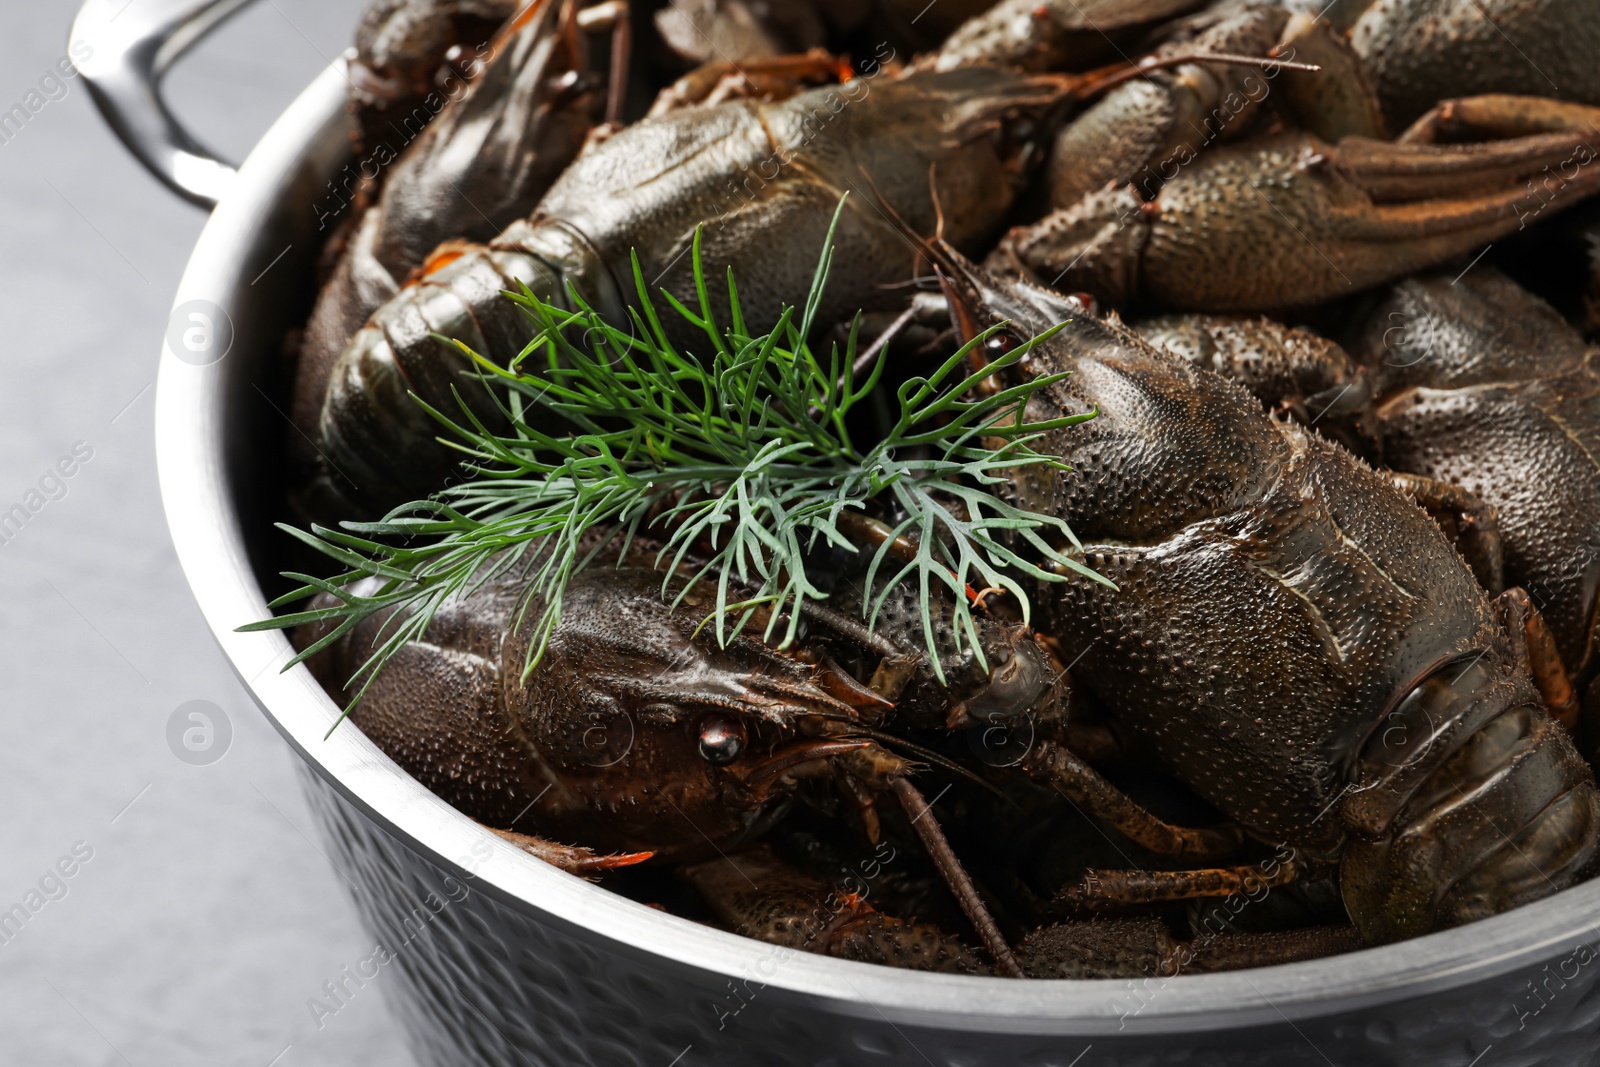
[242, 197, 1106, 720]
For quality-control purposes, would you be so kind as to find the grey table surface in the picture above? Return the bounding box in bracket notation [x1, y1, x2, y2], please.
[0, 1, 418, 1064]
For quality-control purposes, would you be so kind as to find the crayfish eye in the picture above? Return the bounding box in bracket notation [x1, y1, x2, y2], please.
[697, 714, 747, 765]
[985, 329, 1024, 360]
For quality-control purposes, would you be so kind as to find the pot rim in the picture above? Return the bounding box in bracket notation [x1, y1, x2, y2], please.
[155, 56, 1600, 1036]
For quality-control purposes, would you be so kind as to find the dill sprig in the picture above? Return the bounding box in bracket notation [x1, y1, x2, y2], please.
[243, 199, 1105, 716]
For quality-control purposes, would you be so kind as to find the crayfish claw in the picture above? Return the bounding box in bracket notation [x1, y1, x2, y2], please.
[813, 654, 896, 713]
[487, 827, 653, 877]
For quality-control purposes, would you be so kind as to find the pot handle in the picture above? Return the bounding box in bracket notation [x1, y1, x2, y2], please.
[70, 0, 263, 208]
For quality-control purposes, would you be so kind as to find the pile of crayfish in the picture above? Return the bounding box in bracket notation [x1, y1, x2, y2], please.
[276, 0, 1600, 979]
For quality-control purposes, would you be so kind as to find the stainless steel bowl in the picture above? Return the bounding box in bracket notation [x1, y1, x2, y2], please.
[73, 1, 1600, 1062]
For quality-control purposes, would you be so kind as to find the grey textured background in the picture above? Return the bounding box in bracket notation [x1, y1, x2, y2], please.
[0, 1, 418, 1064]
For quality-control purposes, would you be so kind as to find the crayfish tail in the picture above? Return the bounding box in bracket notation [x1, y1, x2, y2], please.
[1342, 692, 1600, 943]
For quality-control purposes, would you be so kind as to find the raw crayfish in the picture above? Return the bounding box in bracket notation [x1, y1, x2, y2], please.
[296, 533, 1059, 974]
[998, 94, 1600, 311]
[918, 234, 1600, 945]
[1137, 264, 1600, 762]
[276, 0, 1600, 977]
[298, 62, 1062, 516]
[292, 0, 627, 516]
[990, 0, 1600, 313]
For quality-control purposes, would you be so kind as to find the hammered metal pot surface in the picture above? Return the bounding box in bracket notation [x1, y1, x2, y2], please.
[152, 57, 1600, 1067]
[302, 763, 1600, 1067]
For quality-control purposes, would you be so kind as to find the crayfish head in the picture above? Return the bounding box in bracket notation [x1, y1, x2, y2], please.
[502, 566, 899, 854]
[895, 221, 1096, 356]
[991, 186, 1152, 310]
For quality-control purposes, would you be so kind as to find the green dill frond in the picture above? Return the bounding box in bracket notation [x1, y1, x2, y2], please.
[242, 197, 1106, 721]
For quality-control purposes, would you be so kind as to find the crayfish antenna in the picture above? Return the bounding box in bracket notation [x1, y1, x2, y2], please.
[854, 162, 946, 283]
[892, 777, 1024, 977]
[849, 166, 974, 319]
[928, 162, 948, 247]
[1070, 51, 1322, 102]
[854, 727, 1007, 800]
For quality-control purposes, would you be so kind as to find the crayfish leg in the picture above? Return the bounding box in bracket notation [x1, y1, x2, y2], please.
[1055, 858, 1300, 914]
[891, 777, 1024, 977]
[1399, 94, 1600, 146]
[647, 50, 850, 117]
[1497, 586, 1582, 731]
[1023, 739, 1243, 861]
[1018, 918, 1183, 979]
[571, 1, 631, 127]
[1017, 918, 1360, 978]
[1182, 924, 1362, 972]
[1057, 717, 1126, 764]
[834, 767, 883, 845]
[1389, 471, 1506, 595]
[679, 845, 989, 974]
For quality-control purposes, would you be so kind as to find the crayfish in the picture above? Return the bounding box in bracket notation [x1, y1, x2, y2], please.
[296, 533, 1059, 975]
[274, 0, 1600, 979]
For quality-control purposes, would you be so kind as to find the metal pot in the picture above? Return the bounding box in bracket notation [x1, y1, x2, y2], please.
[71, 1, 1600, 1063]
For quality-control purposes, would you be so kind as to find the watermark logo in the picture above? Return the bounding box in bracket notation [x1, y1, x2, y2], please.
[1379, 307, 1440, 369]
[0, 841, 94, 948]
[0, 41, 93, 147]
[0, 441, 93, 548]
[967, 717, 1036, 768]
[165, 299, 234, 366]
[712, 840, 898, 1032]
[306, 874, 470, 1030]
[578, 707, 635, 768]
[166, 700, 232, 766]
[1514, 140, 1598, 231]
